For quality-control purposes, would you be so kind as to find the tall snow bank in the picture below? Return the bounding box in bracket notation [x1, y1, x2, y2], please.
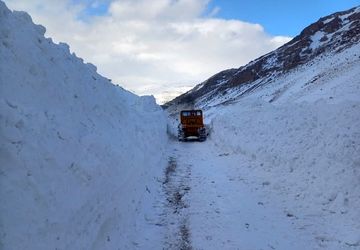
[209, 44, 360, 247]
[0, 2, 167, 249]
[213, 99, 359, 205]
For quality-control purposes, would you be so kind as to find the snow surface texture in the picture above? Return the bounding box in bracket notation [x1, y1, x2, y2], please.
[204, 44, 360, 248]
[0, 2, 167, 249]
[166, 39, 360, 250]
[2, 1, 360, 249]
[169, 142, 317, 250]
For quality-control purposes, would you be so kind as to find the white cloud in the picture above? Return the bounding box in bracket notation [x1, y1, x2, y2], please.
[3, 0, 292, 104]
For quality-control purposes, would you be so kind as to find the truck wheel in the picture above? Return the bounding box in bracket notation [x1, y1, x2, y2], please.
[198, 127, 206, 141]
[178, 130, 185, 141]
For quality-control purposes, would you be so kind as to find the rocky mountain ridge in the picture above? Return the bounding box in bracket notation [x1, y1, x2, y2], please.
[164, 6, 360, 110]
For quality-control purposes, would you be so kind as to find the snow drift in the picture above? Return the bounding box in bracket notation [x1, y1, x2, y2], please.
[208, 43, 360, 248]
[0, 2, 167, 249]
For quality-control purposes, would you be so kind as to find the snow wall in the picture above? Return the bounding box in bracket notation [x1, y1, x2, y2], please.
[209, 44, 360, 245]
[0, 2, 167, 249]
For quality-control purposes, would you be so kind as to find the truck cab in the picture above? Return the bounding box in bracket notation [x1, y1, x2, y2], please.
[178, 110, 207, 141]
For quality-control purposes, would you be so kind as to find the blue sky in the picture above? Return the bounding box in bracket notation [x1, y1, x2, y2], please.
[207, 0, 360, 36]
[77, 0, 360, 36]
[70, 0, 110, 17]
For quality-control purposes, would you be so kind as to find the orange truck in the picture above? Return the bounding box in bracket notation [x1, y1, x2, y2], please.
[178, 110, 207, 141]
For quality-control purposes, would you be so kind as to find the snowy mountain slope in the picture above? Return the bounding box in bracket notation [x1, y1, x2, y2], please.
[199, 41, 360, 113]
[0, 2, 167, 249]
[164, 42, 360, 249]
[202, 28, 360, 250]
[165, 6, 360, 110]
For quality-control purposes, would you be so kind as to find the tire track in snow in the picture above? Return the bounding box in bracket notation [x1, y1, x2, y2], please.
[162, 156, 192, 250]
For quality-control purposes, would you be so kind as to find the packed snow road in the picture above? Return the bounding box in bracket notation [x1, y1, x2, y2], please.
[163, 139, 317, 250]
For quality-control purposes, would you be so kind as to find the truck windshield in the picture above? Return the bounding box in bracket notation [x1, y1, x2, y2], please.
[181, 111, 202, 117]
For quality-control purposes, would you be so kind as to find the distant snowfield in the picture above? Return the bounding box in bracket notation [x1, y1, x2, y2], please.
[1, 1, 360, 249]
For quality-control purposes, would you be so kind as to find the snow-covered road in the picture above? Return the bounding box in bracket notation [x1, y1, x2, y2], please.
[1, 2, 359, 249]
[160, 39, 360, 250]
[164, 140, 318, 250]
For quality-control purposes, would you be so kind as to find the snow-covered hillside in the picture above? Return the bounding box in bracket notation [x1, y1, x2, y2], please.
[201, 39, 360, 249]
[165, 6, 360, 110]
[0, 2, 167, 249]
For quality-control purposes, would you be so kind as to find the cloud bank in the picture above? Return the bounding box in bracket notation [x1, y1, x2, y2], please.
[4, 0, 291, 103]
